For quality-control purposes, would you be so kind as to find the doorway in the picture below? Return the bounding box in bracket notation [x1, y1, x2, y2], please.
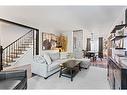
[73, 30, 83, 58]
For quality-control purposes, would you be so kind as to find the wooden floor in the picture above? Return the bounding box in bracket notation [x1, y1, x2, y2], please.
[90, 58, 107, 68]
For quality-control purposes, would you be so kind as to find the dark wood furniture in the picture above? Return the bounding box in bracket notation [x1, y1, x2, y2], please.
[111, 35, 127, 41]
[59, 60, 81, 81]
[0, 70, 27, 89]
[107, 57, 127, 89]
[87, 51, 98, 61]
[110, 24, 127, 50]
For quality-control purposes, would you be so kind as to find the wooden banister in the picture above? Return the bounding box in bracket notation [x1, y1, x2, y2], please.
[3, 30, 33, 50]
[0, 18, 39, 31]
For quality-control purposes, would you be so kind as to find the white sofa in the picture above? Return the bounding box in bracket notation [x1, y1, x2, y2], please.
[31, 52, 68, 79]
[31, 52, 91, 79]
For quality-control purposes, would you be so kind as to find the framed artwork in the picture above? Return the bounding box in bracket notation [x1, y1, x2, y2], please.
[42, 32, 58, 50]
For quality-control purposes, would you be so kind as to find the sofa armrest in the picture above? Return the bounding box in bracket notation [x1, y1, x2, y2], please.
[0, 70, 27, 80]
[0, 70, 27, 89]
[32, 60, 48, 68]
[31, 61, 49, 77]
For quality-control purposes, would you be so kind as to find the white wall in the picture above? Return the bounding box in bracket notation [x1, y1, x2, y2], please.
[59, 29, 100, 53]
[106, 7, 126, 39]
[83, 29, 106, 52]
[60, 30, 86, 53]
[14, 48, 33, 65]
[0, 22, 31, 48]
[0, 6, 126, 54]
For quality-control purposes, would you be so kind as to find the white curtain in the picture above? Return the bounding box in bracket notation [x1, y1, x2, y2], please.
[91, 38, 99, 52]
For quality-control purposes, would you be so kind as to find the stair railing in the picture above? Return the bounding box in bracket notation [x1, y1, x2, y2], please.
[0, 46, 3, 71]
[2, 30, 34, 67]
[0, 18, 39, 71]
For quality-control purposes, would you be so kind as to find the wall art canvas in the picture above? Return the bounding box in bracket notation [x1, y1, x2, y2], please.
[42, 32, 57, 50]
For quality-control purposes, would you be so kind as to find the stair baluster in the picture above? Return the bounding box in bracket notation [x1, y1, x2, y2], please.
[2, 30, 34, 67]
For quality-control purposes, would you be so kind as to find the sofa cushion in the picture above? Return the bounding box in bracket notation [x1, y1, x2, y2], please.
[48, 53, 60, 61]
[33, 55, 46, 64]
[0, 79, 21, 89]
[60, 52, 68, 59]
[48, 59, 68, 71]
[75, 58, 91, 69]
[44, 53, 52, 65]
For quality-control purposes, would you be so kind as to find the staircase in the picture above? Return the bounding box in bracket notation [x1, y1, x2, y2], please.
[0, 18, 39, 71]
[2, 30, 34, 67]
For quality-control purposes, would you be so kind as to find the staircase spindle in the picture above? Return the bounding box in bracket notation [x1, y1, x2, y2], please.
[15, 42, 17, 57]
[14, 42, 16, 57]
[0, 46, 3, 71]
[9, 47, 10, 63]
[6, 48, 8, 65]
[18, 41, 19, 53]
[11, 45, 13, 62]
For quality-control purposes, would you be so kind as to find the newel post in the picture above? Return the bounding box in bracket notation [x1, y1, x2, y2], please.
[0, 45, 3, 71]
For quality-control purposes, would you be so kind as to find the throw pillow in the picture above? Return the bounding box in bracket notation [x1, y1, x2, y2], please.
[43, 53, 52, 65]
[34, 55, 46, 64]
[48, 53, 60, 61]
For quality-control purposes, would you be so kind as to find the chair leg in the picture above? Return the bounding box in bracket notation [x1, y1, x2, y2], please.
[44, 77, 48, 79]
[59, 67, 62, 78]
[70, 69, 73, 82]
[100, 58, 103, 61]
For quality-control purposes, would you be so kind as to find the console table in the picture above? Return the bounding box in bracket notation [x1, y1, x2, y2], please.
[107, 57, 127, 89]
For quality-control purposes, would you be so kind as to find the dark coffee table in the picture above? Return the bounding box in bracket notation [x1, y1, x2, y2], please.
[59, 60, 81, 81]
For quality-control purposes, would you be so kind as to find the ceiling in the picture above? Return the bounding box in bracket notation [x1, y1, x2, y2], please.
[0, 6, 126, 38]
